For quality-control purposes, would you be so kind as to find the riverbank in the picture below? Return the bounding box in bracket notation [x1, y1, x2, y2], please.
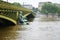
[39, 15, 60, 21]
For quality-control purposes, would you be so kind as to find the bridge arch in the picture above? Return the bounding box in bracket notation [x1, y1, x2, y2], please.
[0, 1, 35, 26]
[0, 15, 17, 25]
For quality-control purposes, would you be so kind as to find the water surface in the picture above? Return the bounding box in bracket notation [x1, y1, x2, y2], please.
[0, 18, 60, 40]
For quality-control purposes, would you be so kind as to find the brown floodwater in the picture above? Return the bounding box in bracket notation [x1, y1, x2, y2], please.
[0, 17, 60, 40]
[0, 25, 22, 40]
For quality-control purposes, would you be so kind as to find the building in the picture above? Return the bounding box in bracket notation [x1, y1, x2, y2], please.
[22, 4, 33, 10]
[38, 2, 46, 11]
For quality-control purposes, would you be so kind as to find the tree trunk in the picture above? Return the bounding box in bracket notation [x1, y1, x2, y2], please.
[46, 13, 48, 17]
[52, 14, 55, 18]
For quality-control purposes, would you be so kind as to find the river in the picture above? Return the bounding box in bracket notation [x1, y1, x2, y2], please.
[0, 16, 60, 40]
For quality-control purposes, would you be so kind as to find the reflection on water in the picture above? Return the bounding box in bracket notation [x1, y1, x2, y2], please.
[0, 25, 22, 40]
[0, 18, 60, 40]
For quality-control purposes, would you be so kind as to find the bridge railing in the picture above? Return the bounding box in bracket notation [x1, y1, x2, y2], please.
[0, 9, 18, 21]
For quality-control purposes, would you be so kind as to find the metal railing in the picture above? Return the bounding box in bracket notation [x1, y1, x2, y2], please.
[0, 9, 18, 21]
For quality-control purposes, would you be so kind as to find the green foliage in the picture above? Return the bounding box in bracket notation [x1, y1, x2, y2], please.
[41, 2, 58, 15]
[32, 7, 38, 12]
[13, 2, 21, 6]
[57, 7, 60, 14]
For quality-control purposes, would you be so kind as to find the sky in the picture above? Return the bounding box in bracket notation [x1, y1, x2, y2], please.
[3, 0, 60, 8]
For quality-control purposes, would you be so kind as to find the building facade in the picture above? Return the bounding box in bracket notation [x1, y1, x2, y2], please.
[22, 4, 33, 10]
[38, 2, 46, 11]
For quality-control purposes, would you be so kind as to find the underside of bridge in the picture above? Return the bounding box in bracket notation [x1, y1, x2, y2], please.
[0, 18, 15, 27]
[26, 14, 35, 22]
[0, 15, 17, 26]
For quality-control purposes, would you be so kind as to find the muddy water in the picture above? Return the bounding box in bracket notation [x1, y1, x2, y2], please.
[0, 18, 60, 40]
[0, 25, 22, 40]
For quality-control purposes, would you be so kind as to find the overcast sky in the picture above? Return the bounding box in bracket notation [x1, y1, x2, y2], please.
[3, 0, 60, 8]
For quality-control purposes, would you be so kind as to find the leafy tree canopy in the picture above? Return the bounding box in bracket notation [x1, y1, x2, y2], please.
[13, 2, 21, 6]
[41, 2, 58, 14]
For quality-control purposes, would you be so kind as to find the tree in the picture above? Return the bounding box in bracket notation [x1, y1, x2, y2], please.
[41, 2, 58, 17]
[13, 2, 21, 6]
[32, 7, 38, 12]
[57, 7, 60, 17]
[41, 3, 48, 17]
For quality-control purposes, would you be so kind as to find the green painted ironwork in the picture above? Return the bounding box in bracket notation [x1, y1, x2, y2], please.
[0, 9, 17, 21]
[0, 1, 32, 12]
[0, 1, 35, 25]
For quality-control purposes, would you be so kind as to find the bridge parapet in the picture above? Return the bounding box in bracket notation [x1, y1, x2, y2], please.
[0, 9, 18, 21]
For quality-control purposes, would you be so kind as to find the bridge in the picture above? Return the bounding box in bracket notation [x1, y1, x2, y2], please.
[0, 1, 35, 26]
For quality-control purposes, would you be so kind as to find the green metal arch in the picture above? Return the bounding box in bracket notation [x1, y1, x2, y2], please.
[0, 15, 17, 24]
